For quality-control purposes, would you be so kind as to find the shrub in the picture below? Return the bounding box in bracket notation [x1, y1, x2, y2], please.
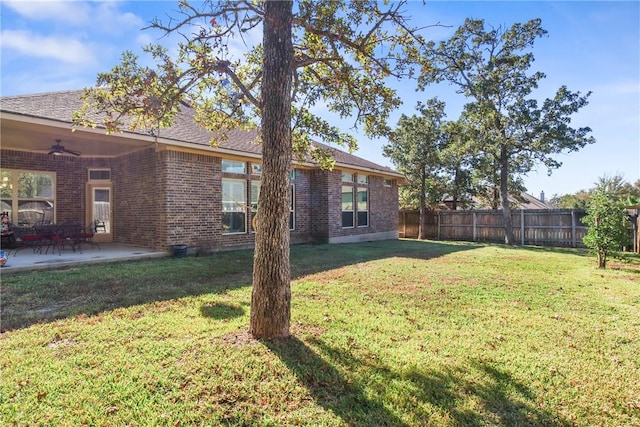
[582, 188, 628, 268]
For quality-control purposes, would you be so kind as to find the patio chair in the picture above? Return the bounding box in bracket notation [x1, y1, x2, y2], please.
[12, 229, 44, 256]
[57, 222, 84, 252]
[75, 224, 100, 251]
[94, 219, 107, 234]
[33, 221, 61, 256]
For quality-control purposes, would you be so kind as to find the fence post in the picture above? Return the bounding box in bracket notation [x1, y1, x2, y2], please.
[437, 211, 441, 240]
[473, 211, 477, 242]
[521, 210, 525, 246]
[403, 211, 406, 238]
[571, 210, 576, 248]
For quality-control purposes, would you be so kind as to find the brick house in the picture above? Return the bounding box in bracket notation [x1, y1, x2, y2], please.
[0, 90, 402, 252]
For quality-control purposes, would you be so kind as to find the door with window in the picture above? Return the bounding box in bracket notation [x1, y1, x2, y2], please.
[86, 184, 112, 242]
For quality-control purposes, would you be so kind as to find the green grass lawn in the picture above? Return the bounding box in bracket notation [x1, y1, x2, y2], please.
[1, 240, 638, 426]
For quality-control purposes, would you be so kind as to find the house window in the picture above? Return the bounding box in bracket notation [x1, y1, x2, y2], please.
[384, 179, 393, 187]
[357, 187, 368, 227]
[289, 184, 295, 231]
[0, 169, 55, 226]
[221, 159, 246, 174]
[250, 181, 260, 232]
[341, 172, 354, 182]
[250, 183, 295, 232]
[341, 172, 369, 229]
[251, 163, 262, 176]
[88, 169, 111, 181]
[341, 186, 354, 228]
[222, 178, 246, 233]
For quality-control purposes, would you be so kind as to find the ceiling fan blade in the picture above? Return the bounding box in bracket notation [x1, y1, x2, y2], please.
[40, 140, 81, 156]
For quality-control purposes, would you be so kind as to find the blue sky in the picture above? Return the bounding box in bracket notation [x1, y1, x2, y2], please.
[1, 1, 638, 198]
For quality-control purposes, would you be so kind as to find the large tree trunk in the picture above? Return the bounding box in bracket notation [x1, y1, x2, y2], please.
[249, 0, 293, 339]
[499, 146, 515, 245]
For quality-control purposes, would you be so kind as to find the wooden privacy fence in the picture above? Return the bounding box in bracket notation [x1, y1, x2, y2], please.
[399, 209, 588, 248]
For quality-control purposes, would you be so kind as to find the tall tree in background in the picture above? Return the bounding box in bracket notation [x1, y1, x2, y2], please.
[551, 175, 640, 209]
[550, 190, 591, 209]
[449, 112, 527, 210]
[439, 119, 476, 210]
[384, 99, 447, 239]
[594, 174, 636, 202]
[74, 0, 428, 338]
[418, 19, 595, 244]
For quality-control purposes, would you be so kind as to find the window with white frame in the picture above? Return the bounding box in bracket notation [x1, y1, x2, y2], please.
[341, 173, 369, 228]
[221, 162, 297, 234]
[251, 163, 262, 176]
[222, 178, 246, 233]
[88, 169, 111, 181]
[221, 159, 246, 174]
[341, 172, 354, 182]
[289, 184, 295, 230]
[0, 169, 55, 226]
[341, 185, 354, 228]
[250, 183, 295, 232]
[250, 180, 260, 232]
[357, 187, 368, 227]
[384, 179, 393, 187]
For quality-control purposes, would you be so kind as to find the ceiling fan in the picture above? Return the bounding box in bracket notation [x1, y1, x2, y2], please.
[44, 139, 80, 156]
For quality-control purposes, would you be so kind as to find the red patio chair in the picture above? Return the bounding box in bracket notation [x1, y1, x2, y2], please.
[12, 233, 43, 256]
[33, 222, 61, 256]
[75, 225, 100, 251]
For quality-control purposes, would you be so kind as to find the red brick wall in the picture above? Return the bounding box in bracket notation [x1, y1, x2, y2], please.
[309, 169, 330, 243]
[112, 147, 159, 247]
[326, 170, 399, 242]
[369, 175, 399, 233]
[164, 150, 222, 249]
[1, 149, 399, 251]
[290, 169, 312, 244]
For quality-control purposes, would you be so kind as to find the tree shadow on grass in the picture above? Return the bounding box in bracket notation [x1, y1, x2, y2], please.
[199, 302, 245, 319]
[265, 336, 409, 427]
[285, 337, 573, 427]
[2, 240, 477, 332]
[514, 244, 592, 259]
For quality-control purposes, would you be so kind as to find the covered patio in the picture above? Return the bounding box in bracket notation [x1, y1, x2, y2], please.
[0, 243, 168, 274]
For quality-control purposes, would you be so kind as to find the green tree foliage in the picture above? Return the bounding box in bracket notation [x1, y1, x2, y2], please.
[450, 112, 526, 210]
[582, 187, 629, 268]
[439, 119, 477, 210]
[550, 190, 591, 209]
[418, 18, 595, 244]
[73, 0, 428, 338]
[595, 174, 640, 203]
[384, 98, 447, 239]
[551, 174, 640, 209]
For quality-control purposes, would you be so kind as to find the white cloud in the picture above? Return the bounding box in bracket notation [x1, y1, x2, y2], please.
[136, 33, 155, 48]
[93, 2, 144, 34]
[3, 0, 92, 25]
[3, 0, 143, 32]
[0, 30, 96, 65]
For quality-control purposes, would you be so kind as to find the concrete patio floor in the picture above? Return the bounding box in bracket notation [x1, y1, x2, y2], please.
[0, 243, 168, 274]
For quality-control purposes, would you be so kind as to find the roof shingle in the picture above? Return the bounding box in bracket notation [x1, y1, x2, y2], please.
[1, 90, 401, 176]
